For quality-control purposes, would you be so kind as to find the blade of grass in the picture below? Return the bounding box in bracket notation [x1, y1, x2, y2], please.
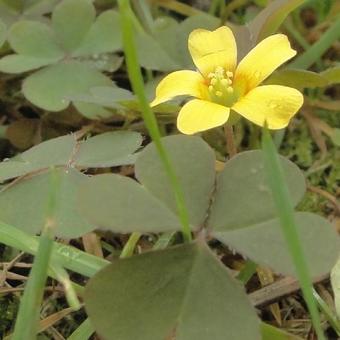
[117, 0, 192, 242]
[288, 18, 340, 70]
[261, 127, 325, 340]
[0, 221, 108, 277]
[313, 288, 340, 336]
[67, 318, 94, 340]
[12, 169, 60, 340]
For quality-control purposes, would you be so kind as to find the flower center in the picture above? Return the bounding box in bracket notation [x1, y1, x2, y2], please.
[207, 67, 238, 107]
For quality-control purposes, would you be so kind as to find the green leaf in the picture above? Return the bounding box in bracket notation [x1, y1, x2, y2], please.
[52, 0, 95, 52]
[73, 102, 113, 119]
[208, 150, 305, 231]
[0, 131, 142, 181]
[0, 160, 38, 182]
[21, 134, 77, 168]
[265, 69, 329, 89]
[249, 0, 305, 42]
[135, 135, 216, 227]
[321, 66, 340, 85]
[0, 168, 93, 238]
[85, 242, 260, 340]
[0, 54, 59, 73]
[74, 131, 142, 167]
[136, 31, 180, 71]
[0, 19, 6, 47]
[73, 10, 122, 56]
[22, 61, 113, 111]
[0, 135, 76, 182]
[215, 212, 339, 277]
[8, 20, 63, 58]
[231, 0, 305, 59]
[77, 174, 181, 233]
[261, 322, 304, 339]
[71, 86, 134, 109]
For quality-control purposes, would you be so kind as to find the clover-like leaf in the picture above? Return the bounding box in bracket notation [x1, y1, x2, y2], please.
[0, 167, 93, 238]
[215, 212, 339, 277]
[0, 131, 142, 182]
[208, 150, 305, 231]
[208, 150, 339, 277]
[0, 55, 60, 73]
[71, 86, 134, 110]
[77, 135, 216, 233]
[72, 10, 121, 57]
[74, 131, 142, 167]
[52, 0, 95, 52]
[78, 174, 182, 233]
[8, 20, 63, 58]
[22, 61, 113, 111]
[135, 135, 216, 227]
[85, 242, 260, 340]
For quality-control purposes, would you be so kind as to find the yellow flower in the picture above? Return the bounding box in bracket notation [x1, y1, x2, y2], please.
[150, 27, 304, 135]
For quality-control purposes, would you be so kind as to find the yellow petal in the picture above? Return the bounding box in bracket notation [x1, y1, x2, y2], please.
[232, 85, 303, 129]
[177, 99, 230, 135]
[150, 70, 208, 107]
[188, 26, 237, 77]
[234, 34, 296, 94]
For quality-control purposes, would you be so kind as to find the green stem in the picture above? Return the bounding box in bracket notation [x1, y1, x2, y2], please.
[12, 169, 59, 340]
[262, 128, 325, 340]
[120, 232, 141, 258]
[117, 0, 192, 242]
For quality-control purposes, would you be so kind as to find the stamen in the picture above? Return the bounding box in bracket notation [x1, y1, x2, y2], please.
[210, 78, 217, 86]
[226, 71, 233, 78]
[215, 91, 223, 97]
[208, 85, 214, 92]
[226, 87, 234, 93]
[221, 79, 229, 86]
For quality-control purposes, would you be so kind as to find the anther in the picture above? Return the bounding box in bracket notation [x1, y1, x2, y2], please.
[208, 73, 215, 79]
[226, 87, 234, 94]
[208, 85, 214, 92]
[215, 91, 223, 97]
[226, 71, 233, 78]
[220, 79, 229, 86]
[210, 78, 217, 85]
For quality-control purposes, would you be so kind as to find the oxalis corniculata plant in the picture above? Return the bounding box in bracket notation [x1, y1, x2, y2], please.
[0, 0, 339, 339]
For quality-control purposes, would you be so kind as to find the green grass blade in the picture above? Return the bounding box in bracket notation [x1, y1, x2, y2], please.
[12, 169, 60, 340]
[0, 221, 108, 277]
[261, 128, 325, 340]
[117, 0, 192, 242]
[67, 319, 94, 340]
[289, 18, 340, 70]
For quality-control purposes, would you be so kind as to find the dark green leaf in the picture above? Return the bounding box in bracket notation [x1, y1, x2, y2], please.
[85, 242, 260, 340]
[8, 20, 63, 58]
[0, 168, 93, 238]
[77, 174, 181, 233]
[208, 150, 305, 231]
[214, 212, 339, 277]
[22, 61, 113, 111]
[73, 10, 122, 56]
[74, 131, 142, 167]
[52, 0, 95, 52]
[135, 135, 216, 227]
